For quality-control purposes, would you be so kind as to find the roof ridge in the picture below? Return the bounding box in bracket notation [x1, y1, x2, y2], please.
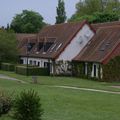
[43, 20, 87, 28]
[92, 21, 120, 25]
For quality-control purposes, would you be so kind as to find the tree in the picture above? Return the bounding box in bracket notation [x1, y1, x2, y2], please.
[68, 12, 119, 23]
[69, 0, 120, 23]
[0, 29, 18, 62]
[56, 0, 67, 24]
[76, 0, 102, 16]
[10, 10, 46, 33]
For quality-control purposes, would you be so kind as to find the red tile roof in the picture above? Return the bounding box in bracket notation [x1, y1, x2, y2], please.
[19, 20, 94, 59]
[73, 26, 120, 64]
[16, 33, 37, 49]
[92, 21, 120, 30]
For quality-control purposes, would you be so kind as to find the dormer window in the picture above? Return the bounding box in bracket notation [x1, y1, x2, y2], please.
[85, 30, 91, 38]
[55, 43, 62, 51]
[50, 44, 56, 52]
[37, 42, 44, 51]
[27, 42, 35, 51]
[43, 42, 54, 53]
[77, 36, 83, 44]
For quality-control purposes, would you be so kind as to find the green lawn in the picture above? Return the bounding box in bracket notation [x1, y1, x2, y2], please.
[0, 70, 120, 120]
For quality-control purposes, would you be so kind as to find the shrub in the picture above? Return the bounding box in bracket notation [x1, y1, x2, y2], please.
[15, 65, 49, 76]
[13, 90, 43, 120]
[1, 63, 15, 71]
[103, 56, 120, 82]
[0, 90, 12, 117]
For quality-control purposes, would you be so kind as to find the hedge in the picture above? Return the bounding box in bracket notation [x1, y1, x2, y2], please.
[1, 63, 15, 71]
[15, 66, 49, 76]
[102, 56, 120, 82]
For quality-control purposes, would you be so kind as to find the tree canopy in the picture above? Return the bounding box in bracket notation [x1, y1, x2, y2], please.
[69, 12, 119, 23]
[10, 10, 46, 33]
[56, 0, 67, 24]
[0, 29, 18, 62]
[69, 0, 120, 23]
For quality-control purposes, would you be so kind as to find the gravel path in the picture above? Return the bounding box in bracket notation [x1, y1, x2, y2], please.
[0, 74, 27, 84]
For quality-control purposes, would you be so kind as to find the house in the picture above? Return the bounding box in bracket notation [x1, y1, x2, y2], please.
[17, 20, 95, 75]
[73, 23, 120, 81]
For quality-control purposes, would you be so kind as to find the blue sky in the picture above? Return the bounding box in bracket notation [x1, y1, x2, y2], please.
[0, 0, 79, 27]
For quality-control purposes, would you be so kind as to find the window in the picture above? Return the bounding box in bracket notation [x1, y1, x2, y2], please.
[93, 64, 97, 77]
[37, 42, 44, 51]
[50, 44, 56, 52]
[27, 43, 35, 51]
[77, 36, 83, 44]
[84, 63, 88, 75]
[55, 43, 62, 51]
[43, 42, 53, 52]
[85, 31, 91, 38]
[34, 61, 36, 65]
[29, 60, 32, 65]
[44, 62, 48, 68]
[38, 62, 40, 66]
[106, 42, 110, 46]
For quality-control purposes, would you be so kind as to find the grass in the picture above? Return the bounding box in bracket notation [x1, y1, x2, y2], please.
[0, 70, 120, 92]
[0, 70, 120, 120]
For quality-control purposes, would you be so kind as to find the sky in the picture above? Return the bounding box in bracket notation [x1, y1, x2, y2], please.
[0, 0, 79, 27]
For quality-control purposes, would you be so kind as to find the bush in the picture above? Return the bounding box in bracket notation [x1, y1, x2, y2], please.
[0, 90, 12, 117]
[15, 65, 49, 76]
[1, 63, 15, 71]
[13, 90, 43, 120]
[103, 56, 120, 82]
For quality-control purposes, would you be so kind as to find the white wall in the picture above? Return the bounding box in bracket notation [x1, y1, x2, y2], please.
[57, 24, 94, 61]
[21, 57, 49, 68]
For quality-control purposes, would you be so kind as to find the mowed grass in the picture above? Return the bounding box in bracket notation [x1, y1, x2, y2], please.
[0, 71, 120, 120]
[0, 70, 120, 92]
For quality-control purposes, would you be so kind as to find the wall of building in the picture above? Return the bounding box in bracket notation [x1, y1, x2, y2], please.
[57, 24, 94, 61]
[54, 61, 72, 75]
[21, 57, 49, 68]
[72, 62, 102, 79]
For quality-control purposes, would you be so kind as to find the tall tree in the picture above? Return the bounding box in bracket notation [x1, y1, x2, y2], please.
[10, 10, 46, 33]
[56, 0, 67, 24]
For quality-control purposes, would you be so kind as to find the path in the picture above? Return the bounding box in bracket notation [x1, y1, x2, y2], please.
[0, 74, 120, 94]
[51, 85, 120, 95]
[0, 74, 27, 84]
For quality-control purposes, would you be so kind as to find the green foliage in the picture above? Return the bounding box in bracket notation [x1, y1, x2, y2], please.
[69, 12, 119, 23]
[56, 0, 67, 24]
[13, 90, 43, 120]
[69, 0, 120, 23]
[92, 12, 119, 23]
[72, 62, 98, 80]
[1, 63, 15, 71]
[0, 30, 18, 62]
[76, 0, 120, 15]
[15, 66, 49, 76]
[11, 10, 46, 33]
[72, 62, 85, 77]
[76, 0, 102, 16]
[0, 90, 12, 117]
[103, 56, 120, 82]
